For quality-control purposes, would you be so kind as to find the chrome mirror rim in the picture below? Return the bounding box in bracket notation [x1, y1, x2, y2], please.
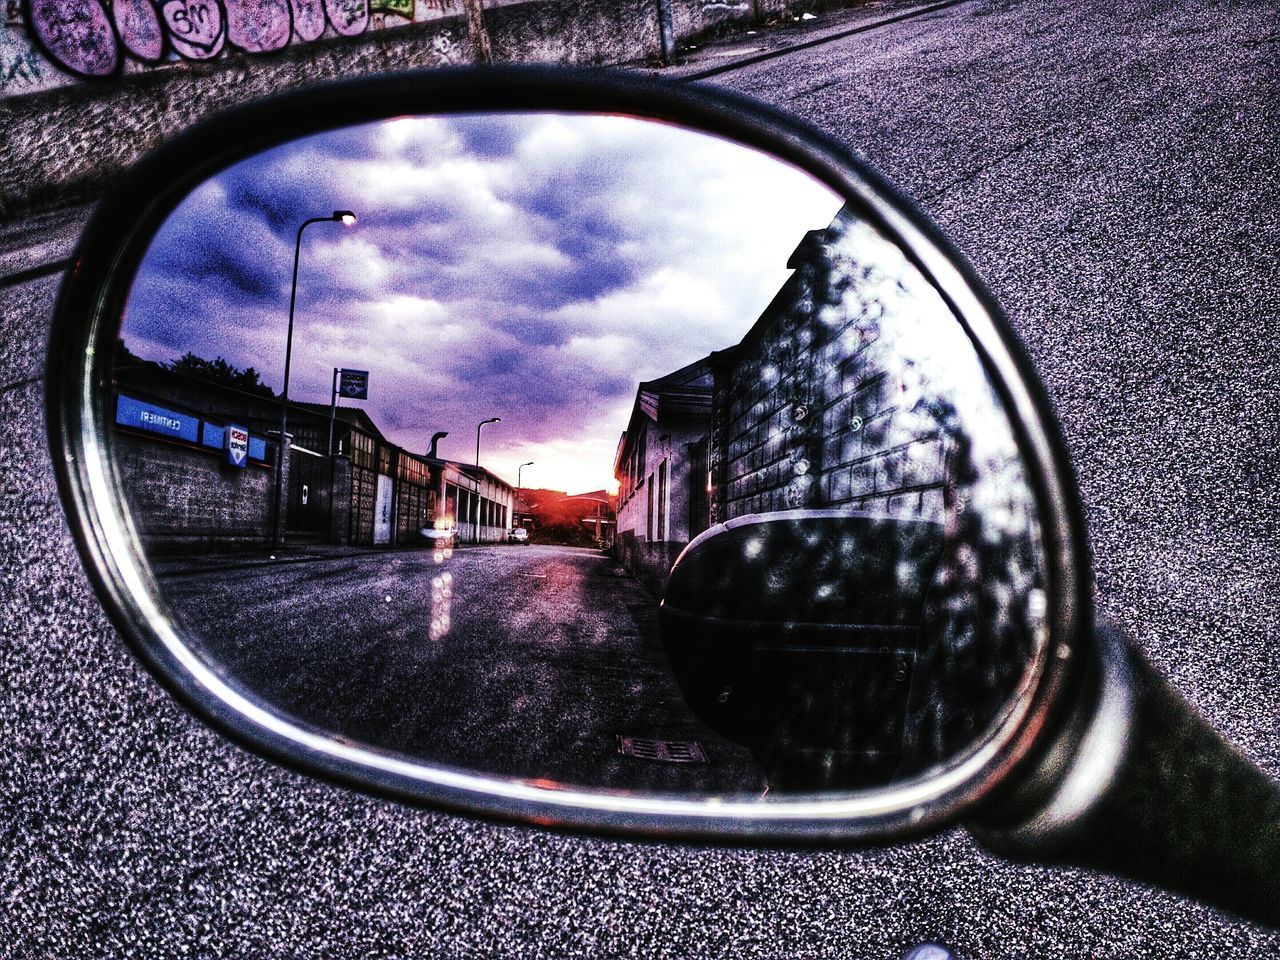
[46, 64, 1091, 844]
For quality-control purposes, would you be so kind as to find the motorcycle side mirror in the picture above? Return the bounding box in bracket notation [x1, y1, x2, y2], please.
[46, 66, 1279, 926]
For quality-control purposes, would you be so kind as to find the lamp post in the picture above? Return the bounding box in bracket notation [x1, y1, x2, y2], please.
[272, 209, 357, 548]
[516, 461, 533, 529]
[475, 416, 500, 466]
[468, 417, 501, 545]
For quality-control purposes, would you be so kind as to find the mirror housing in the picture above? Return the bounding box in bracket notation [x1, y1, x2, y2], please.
[46, 65, 1091, 844]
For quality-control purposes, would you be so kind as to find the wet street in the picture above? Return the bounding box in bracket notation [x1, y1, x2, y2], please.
[157, 544, 765, 795]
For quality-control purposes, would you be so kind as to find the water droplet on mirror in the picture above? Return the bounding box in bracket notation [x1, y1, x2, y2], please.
[1028, 587, 1047, 620]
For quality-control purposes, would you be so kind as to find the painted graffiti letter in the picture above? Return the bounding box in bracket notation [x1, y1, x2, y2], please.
[225, 0, 292, 53]
[323, 0, 368, 37]
[113, 0, 166, 63]
[289, 0, 326, 42]
[25, 0, 118, 78]
[162, 0, 227, 60]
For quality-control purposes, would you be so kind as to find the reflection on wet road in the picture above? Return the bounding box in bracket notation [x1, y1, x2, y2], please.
[159, 544, 766, 796]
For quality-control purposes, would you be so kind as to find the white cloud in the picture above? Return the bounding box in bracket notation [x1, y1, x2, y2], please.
[124, 112, 843, 491]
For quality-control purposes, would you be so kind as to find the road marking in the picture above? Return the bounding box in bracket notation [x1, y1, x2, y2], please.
[519, 573, 547, 579]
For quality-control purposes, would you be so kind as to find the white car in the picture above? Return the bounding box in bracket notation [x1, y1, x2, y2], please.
[421, 518, 456, 548]
[508, 527, 529, 544]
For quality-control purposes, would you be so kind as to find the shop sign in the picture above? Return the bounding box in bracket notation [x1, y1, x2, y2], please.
[202, 422, 268, 463]
[116, 395, 199, 443]
[338, 369, 369, 399]
[225, 424, 249, 468]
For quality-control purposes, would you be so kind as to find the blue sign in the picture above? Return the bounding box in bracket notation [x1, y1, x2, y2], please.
[201, 422, 225, 450]
[202, 422, 265, 461]
[225, 424, 249, 468]
[116, 395, 199, 444]
[338, 369, 369, 400]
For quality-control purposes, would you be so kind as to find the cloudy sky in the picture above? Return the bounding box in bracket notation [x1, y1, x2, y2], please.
[121, 112, 841, 493]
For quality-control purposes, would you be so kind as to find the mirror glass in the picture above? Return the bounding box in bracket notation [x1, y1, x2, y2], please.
[111, 113, 1049, 799]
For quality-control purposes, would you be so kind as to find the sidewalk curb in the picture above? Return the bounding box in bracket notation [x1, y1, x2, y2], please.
[153, 549, 383, 579]
[151, 540, 529, 579]
[665, 0, 969, 82]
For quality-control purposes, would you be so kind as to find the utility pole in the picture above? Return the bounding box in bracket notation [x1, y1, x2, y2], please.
[273, 210, 356, 548]
[476, 417, 500, 466]
[462, 0, 492, 63]
[516, 461, 533, 529]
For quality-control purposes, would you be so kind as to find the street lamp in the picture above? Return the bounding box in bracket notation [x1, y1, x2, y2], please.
[475, 416, 501, 467]
[273, 209, 357, 548]
[516, 461, 533, 528]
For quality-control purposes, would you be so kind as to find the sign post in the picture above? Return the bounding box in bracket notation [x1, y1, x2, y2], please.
[327, 368, 370, 457]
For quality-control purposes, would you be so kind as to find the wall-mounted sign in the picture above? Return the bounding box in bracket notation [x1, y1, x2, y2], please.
[116, 395, 199, 444]
[116, 395, 268, 463]
[204, 422, 268, 461]
[339, 369, 369, 399]
[225, 424, 249, 468]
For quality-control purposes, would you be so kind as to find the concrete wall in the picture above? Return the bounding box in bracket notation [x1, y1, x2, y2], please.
[709, 211, 949, 525]
[616, 412, 706, 595]
[667, 0, 797, 48]
[114, 430, 275, 551]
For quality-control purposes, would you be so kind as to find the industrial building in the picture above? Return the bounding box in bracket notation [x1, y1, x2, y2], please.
[614, 205, 950, 593]
[112, 361, 514, 553]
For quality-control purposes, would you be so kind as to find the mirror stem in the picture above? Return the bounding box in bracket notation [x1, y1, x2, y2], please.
[970, 620, 1280, 927]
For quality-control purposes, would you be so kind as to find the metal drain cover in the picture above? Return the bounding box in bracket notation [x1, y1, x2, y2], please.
[617, 736, 708, 764]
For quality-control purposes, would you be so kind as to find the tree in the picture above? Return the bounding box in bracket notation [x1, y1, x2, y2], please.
[113, 337, 156, 371]
[167, 352, 276, 398]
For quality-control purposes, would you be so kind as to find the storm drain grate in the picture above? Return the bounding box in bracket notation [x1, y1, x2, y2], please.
[617, 736, 708, 764]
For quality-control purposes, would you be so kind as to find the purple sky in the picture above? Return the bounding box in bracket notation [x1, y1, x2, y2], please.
[121, 113, 840, 493]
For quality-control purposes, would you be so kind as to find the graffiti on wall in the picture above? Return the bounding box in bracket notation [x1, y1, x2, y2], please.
[0, 0, 533, 95]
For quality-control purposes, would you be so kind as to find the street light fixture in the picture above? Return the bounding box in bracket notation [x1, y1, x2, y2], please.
[475, 417, 501, 467]
[516, 461, 533, 529]
[272, 209, 357, 548]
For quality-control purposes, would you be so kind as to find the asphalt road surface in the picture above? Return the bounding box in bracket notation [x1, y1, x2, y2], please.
[158, 544, 765, 794]
[3, 0, 1279, 956]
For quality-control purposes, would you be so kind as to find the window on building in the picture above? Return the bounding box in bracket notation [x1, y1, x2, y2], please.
[647, 474, 654, 541]
[350, 431, 375, 470]
[400, 454, 429, 486]
[657, 459, 667, 542]
[638, 429, 647, 490]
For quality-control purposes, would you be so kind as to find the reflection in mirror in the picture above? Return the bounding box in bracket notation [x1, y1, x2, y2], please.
[112, 113, 1047, 799]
